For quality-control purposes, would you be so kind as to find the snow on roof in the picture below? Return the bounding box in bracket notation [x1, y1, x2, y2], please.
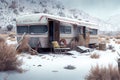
[16, 13, 98, 29]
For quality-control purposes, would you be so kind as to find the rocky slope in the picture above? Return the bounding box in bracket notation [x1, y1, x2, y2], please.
[0, 0, 114, 31]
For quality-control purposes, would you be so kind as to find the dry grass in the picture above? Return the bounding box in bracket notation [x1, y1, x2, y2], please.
[86, 64, 120, 80]
[0, 37, 22, 71]
[16, 35, 37, 55]
[8, 37, 16, 41]
[16, 35, 31, 53]
[115, 40, 120, 44]
[106, 37, 110, 43]
[90, 53, 100, 59]
[106, 37, 110, 40]
[115, 36, 120, 39]
[8, 32, 16, 41]
[0, 34, 8, 39]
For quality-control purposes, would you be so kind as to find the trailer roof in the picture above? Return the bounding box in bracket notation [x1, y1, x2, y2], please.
[16, 13, 98, 29]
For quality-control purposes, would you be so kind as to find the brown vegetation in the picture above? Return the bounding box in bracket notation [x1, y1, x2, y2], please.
[115, 40, 120, 44]
[16, 35, 31, 53]
[0, 34, 8, 40]
[0, 37, 22, 71]
[16, 35, 37, 55]
[86, 64, 120, 80]
[115, 36, 120, 39]
[90, 53, 100, 59]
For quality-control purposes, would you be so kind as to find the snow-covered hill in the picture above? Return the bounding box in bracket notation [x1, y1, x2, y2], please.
[107, 14, 120, 31]
[69, 9, 117, 31]
[0, 0, 114, 31]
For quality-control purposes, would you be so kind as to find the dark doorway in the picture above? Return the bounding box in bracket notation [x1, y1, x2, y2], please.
[48, 20, 60, 48]
[83, 26, 86, 39]
[54, 21, 60, 41]
[48, 21, 54, 44]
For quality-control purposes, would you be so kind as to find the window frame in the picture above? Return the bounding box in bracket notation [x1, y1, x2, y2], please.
[60, 25, 72, 34]
[89, 29, 98, 35]
[77, 26, 83, 34]
[17, 25, 29, 34]
[17, 25, 48, 35]
[29, 25, 48, 35]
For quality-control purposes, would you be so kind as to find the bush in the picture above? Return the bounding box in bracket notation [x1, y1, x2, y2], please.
[0, 37, 22, 71]
[86, 64, 120, 80]
[90, 53, 100, 59]
[16, 35, 37, 55]
[16, 35, 30, 53]
[6, 24, 13, 31]
[64, 65, 76, 70]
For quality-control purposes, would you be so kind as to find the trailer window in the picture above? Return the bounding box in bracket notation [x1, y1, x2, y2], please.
[29, 25, 48, 34]
[17, 26, 28, 34]
[86, 28, 90, 33]
[60, 26, 71, 34]
[90, 29, 97, 35]
[77, 27, 83, 34]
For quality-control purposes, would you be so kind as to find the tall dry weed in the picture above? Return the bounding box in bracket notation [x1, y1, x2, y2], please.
[90, 53, 100, 59]
[16, 35, 31, 53]
[16, 35, 37, 55]
[0, 37, 22, 71]
[86, 64, 120, 80]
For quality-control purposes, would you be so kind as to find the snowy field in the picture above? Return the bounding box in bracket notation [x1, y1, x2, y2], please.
[0, 39, 120, 80]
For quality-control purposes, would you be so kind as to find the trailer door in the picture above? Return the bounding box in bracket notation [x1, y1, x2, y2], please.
[48, 20, 60, 47]
[54, 21, 60, 41]
[83, 26, 86, 39]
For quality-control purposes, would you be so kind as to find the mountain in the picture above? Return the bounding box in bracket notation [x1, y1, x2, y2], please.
[69, 9, 114, 31]
[107, 14, 120, 31]
[0, 0, 113, 31]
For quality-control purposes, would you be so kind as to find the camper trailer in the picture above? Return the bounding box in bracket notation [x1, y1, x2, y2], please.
[16, 13, 98, 51]
[81, 22, 99, 47]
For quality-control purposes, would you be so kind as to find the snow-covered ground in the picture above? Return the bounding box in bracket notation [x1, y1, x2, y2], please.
[0, 39, 120, 80]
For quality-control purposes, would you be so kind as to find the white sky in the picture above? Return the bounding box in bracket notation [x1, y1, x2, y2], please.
[61, 0, 120, 20]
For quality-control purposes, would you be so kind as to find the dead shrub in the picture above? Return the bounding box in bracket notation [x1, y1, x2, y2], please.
[90, 53, 100, 59]
[0, 37, 5, 43]
[64, 65, 76, 70]
[115, 36, 120, 39]
[69, 36, 79, 50]
[0, 37, 22, 71]
[16, 35, 31, 53]
[116, 41, 120, 44]
[106, 37, 109, 40]
[8, 37, 16, 41]
[0, 34, 8, 39]
[86, 64, 120, 80]
[16, 35, 37, 55]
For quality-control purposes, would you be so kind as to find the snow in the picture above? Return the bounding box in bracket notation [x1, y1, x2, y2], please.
[0, 0, 114, 31]
[0, 39, 120, 80]
[16, 13, 97, 29]
[77, 46, 90, 51]
[107, 14, 120, 31]
[6, 39, 17, 45]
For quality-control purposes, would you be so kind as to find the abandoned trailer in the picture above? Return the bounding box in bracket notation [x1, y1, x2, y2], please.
[16, 13, 98, 52]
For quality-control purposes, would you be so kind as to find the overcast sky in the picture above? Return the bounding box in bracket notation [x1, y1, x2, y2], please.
[61, 0, 120, 20]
